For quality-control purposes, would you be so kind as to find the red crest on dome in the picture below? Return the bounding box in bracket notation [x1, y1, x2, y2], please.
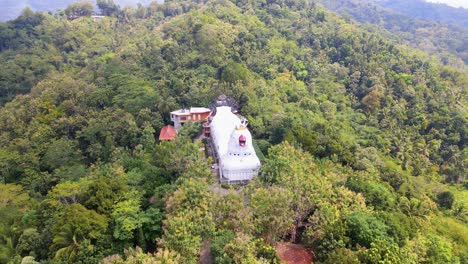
[239, 135, 246, 147]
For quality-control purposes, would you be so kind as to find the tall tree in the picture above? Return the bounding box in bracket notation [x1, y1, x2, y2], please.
[97, 0, 121, 16]
[65, 1, 94, 18]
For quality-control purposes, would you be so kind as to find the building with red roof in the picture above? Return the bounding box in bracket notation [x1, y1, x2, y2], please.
[159, 125, 177, 141]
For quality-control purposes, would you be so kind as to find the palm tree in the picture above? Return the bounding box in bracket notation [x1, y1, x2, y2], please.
[0, 234, 18, 263]
[51, 225, 80, 262]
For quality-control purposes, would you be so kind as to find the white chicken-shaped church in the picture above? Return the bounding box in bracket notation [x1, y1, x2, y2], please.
[209, 96, 261, 184]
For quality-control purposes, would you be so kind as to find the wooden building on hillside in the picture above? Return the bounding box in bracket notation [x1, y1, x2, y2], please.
[170, 107, 211, 131]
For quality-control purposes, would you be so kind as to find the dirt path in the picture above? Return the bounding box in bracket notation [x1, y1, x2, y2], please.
[198, 240, 214, 264]
[276, 242, 314, 264]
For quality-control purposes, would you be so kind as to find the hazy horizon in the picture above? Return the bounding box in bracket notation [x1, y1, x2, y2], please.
[0, 0, 467, 22]
[0, 0, 158, 21]
[426, 0, 468, 8]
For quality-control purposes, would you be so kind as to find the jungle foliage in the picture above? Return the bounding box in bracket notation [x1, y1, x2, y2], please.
[0, 0, 466, 263]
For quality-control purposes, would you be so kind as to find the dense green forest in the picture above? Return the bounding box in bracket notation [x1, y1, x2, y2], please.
[318, 0, 468, 67]
[0, 0, 466, 263]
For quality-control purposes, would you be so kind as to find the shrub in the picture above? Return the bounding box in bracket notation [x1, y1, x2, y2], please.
[437, 191, 455, 209]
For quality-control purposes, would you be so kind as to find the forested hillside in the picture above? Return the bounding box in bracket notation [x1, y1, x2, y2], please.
[318, 0, 468, 67]
[0, 0, 466, 263]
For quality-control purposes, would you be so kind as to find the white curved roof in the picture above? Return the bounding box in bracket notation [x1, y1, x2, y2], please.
[210, 106, 261, 182]
[210, 106, 241, 156]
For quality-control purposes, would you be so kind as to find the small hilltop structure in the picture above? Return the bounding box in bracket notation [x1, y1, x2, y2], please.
[158, 125, 177, 141]
[160, 106, 211, 142]
[170, 107, 211, 131]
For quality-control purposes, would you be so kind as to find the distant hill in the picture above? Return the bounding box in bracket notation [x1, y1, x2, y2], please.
[318, 0, 468, 66]
[0, 0, 156, 21]
[373, 0, 468, 28]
